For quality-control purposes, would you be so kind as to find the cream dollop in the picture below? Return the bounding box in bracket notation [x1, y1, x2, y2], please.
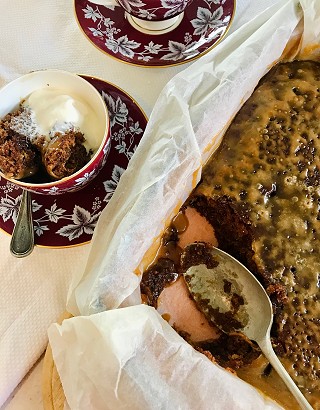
[24, 88, 103, 152]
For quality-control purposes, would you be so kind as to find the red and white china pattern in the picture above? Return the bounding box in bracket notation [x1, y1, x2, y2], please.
[75, 0, 235, 66]
[117, 0, 194, 22]
[0, 77, 147, 247]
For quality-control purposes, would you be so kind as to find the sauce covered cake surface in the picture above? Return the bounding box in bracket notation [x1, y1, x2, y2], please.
[190, 60, 320, 403]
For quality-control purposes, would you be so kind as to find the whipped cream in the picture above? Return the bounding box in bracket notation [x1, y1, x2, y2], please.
[11, 88, 103, 152]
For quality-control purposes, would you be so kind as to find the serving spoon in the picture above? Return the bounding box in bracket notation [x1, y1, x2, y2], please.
[182, 244, 313, 410]
[10, 190, 34, 257]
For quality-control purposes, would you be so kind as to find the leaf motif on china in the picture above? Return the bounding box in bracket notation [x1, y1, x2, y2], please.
[0, 206, 13, 222]
[103, 164, 125, 202]
[191, 6, 223, 36]
[162, 0, 186, 17]
[56, 224, 84, 241]
[103, 179, 117, 199]
[82, 6, 101, 22]
[56, 205, 100, 240]
[129, 122, 143, 134]
[119, 0, 146, 12]
[160, 43, 184, 61]
[72, 205, 91, 225]
[102, 92, 129, 127]
[116, 35, 140, 58]
[138, 9, 156, 19]
[0, 196, 19, 222]
[102, 92, 116, 115]
[32, 200, 42, 213]
[45, 203, 66, 223]
[0, 200, 15, 222]
[111, 164, 125, 184]
[0, 196, 16, 207]
[89, 212, 101, 226]
[105, 38, 119, 54]
[83, 224, 96, 235]
[161, 41, 199, 61]
[34, 225, 49, 236]
[211, 5, 223, 20]
[116, 142, 126, 153]
[43, 186, 59, 194]
[138, 55, 153, 62]
[83, 213, 101, 235]
[75, 170, 95, 185]
[114, 97, 129, 124]
[89, 27, 103, 37]
[145, 41, 162, 54]
[161, 0, 185, 8]
[103, 18, 114, 28]
[168, 40, 185, 52]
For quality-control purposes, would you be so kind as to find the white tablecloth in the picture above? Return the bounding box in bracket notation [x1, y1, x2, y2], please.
[0, 0, 281, 407]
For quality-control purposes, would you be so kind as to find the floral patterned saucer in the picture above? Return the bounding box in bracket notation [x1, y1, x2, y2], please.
[75, 0, 235, 67]
[0, 77, 147, 248]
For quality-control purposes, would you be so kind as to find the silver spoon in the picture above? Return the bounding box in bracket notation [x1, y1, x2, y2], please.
[10, 189, 34, 257]
[183, 244, 313, 410]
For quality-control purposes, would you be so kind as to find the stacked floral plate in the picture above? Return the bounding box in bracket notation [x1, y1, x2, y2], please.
[75, 0, 235, 66]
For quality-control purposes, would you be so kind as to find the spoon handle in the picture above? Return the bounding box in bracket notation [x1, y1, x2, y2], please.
[258, 336, 313, 410]
[10, 190, 34, 258]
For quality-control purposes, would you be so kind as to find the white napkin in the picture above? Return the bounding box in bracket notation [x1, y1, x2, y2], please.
[0, 0, 283, 407]
[0, 241, 90, 406]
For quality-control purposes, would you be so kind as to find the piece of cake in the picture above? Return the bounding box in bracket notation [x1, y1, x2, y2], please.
[43, 130, 91, 180]
[141, 60, 320, 407]
[0, 110, 40, 179]
[0, 87, 97, 183]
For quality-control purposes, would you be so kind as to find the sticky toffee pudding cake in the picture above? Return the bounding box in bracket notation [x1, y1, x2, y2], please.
[141, 60, 320, 408]
[0, 87, 99, 183]
[0, 105, 91, 182]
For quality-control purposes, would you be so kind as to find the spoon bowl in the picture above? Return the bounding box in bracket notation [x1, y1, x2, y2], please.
[10, 190, 34, 257]
[182, 243, 313, 410]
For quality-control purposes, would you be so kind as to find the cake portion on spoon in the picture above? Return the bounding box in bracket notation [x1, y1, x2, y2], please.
[180, 242, 313, 410]
[181, 242, 249, 334]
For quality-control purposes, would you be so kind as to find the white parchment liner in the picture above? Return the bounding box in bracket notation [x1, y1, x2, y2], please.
[48, 0, 320, 408]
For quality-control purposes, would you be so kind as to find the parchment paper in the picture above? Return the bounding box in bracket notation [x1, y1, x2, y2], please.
[48, 305, 282, 410]
[67, 0, 304, 315]
[49, 0, 320, 408]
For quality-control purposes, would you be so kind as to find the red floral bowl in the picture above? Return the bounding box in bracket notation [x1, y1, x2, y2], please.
[0, 70, 110, 195]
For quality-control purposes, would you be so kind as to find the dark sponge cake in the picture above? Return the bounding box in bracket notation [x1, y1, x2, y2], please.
[0, 105, 91, 182]
[0, 110, 40, 179]
[44, 130, 90, 180]
[189, 60, 320, 400]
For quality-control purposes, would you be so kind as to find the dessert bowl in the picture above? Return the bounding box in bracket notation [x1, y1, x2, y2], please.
[0, 69, 110, 195]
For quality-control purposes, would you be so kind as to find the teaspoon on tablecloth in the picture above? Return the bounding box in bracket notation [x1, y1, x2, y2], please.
[10, 189, 34, 258]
